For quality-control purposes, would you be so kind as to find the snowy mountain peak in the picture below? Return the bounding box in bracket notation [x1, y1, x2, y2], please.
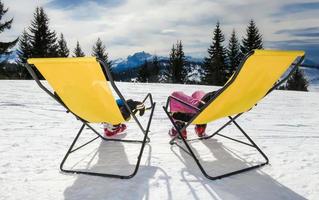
[111, 51, 154, 72]
[110, 51, 203, 73]
[127, 51, 152, 61]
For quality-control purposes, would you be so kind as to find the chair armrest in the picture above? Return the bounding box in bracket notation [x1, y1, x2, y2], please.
[164, 95, 201, 112]
[141, 93, 154, 111]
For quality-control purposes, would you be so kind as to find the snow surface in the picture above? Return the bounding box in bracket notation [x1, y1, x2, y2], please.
[0, 80, 319, 200]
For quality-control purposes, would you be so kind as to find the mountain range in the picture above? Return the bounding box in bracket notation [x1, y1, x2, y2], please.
[1, 50, 319, 89]
[110, 52, 319, 88]
[110, 51, 202, 73]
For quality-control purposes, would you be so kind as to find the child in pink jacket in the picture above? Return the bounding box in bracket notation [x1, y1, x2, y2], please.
[169, 90, 217, 139]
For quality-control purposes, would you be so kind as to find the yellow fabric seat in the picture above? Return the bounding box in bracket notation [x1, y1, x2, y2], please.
[26, 57, 155, 179]
[28, 57, 125, 124]
[192, 50, 305, 124]
[163, 49, 305, 180]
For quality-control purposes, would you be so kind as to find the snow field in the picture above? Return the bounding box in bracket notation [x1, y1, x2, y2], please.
[0, 80, 318, 200]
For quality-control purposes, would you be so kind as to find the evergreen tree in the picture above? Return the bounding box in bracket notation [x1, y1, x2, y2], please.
[17, 30, 32, 79]
[0, 1, 18, 56]
[92, 38, 111, 67]
[57, 33, 69, 57]
[73, 41, 85, 57]
[151, 55, 160, 82]
[227, 29, 242, 77]
[137, 60, 149, 82]
[17, 30, 32, 63]
[168, 44, 177, 83]
[29, 7, 58, 58]
[92, 38, 113, 78]
[22, 7, 58, 79]
[241, 19, 263, 55]
[169, 40, 186, 83]
[0, 0, 18, 78]
[203, 22, 228, 85]
[285, 68, 308, 91]
[175, 40, 187, 83]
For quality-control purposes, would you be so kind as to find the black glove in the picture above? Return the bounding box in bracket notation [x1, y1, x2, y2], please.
[127, 99, 145, 116]
[136, 103, 145, 116]
[172, 112, 194, 122]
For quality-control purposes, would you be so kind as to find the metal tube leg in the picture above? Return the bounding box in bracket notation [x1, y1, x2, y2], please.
[202, 113, 242, 140]
[229, 116, 269, 164]
[127, 102, 156, 178]
[59, 103, 156, 179]
[164, 105, 269, 180]
[162, 107, 212, 179]
[60, 123, 86, 172]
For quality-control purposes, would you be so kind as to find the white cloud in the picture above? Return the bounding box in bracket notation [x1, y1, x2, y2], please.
[2, 0, 319, 59]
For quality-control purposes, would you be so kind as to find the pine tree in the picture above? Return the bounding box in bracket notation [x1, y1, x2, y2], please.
[0, 1, 18, 56]
[23, 7, 58, 79]
[285, 68, 308, 91]
[137, 60, 149, 82]
[92, 38, 113, 78]
[203, 22, 228, 85]
[241, 19, 263, 55]
[175, 40, 187, 83]
[227, 29, 242, 77]
[0, 0, 18, 78]
[146, 55, 161, 82]
[92, 38, 111, 67]
[151, 55, 160, 82]
[29, 7, 58, 58]
[168, 44, 177, 83]
[169, 41, 186, 83]
[73, 41, 85, 57]
[57, 33, 69, 57]
[17, 30, 31, 63]
[17, 30, 32, 79]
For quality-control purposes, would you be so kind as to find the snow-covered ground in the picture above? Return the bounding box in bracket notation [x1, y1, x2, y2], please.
[0, 81, 318, 200]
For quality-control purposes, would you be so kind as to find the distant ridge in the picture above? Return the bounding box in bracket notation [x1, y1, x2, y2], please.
[0, 50, 19, 64]
[111, 51, 203, 73]
[1, 50, 318, 89]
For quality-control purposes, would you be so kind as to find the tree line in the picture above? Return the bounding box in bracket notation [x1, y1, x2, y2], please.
[137, 21, 308, 91]
[0, 1, 309, 91]
[1, 5, 112, 80]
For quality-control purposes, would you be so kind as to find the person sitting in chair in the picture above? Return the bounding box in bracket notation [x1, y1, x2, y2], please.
[103, 99, 145, 137]
[169, 90, 217, 139]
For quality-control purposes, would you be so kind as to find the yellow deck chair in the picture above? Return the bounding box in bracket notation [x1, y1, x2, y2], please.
[163, 50, 305, 180]
[26, 57, 156, 179]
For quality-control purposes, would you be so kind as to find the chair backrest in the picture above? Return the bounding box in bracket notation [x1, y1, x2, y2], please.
[192, 50, 305, 124]
[28, 57, 125, 124]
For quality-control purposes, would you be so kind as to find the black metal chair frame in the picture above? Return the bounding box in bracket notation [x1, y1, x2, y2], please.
[26, 59, 156, 179]
[163, 51, 305, 180]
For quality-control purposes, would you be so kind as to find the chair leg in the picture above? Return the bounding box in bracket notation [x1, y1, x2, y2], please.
[60, 103, 156, 179]
[229, 116, 269, 164]
[163, 107, 269, 180]
[127, 102, 156, 178]
[60, 123, 86, 174]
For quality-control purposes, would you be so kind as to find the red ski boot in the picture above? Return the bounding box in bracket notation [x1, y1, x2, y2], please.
[168, 121, 187, 139]
[104, 124, 127, 137]
[195, 124, 207, 137]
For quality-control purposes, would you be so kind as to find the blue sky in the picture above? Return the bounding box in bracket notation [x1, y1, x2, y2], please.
[2, 0, 319, 62]
[48, 0, 126, 8]
[279, 2, 319, 14]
